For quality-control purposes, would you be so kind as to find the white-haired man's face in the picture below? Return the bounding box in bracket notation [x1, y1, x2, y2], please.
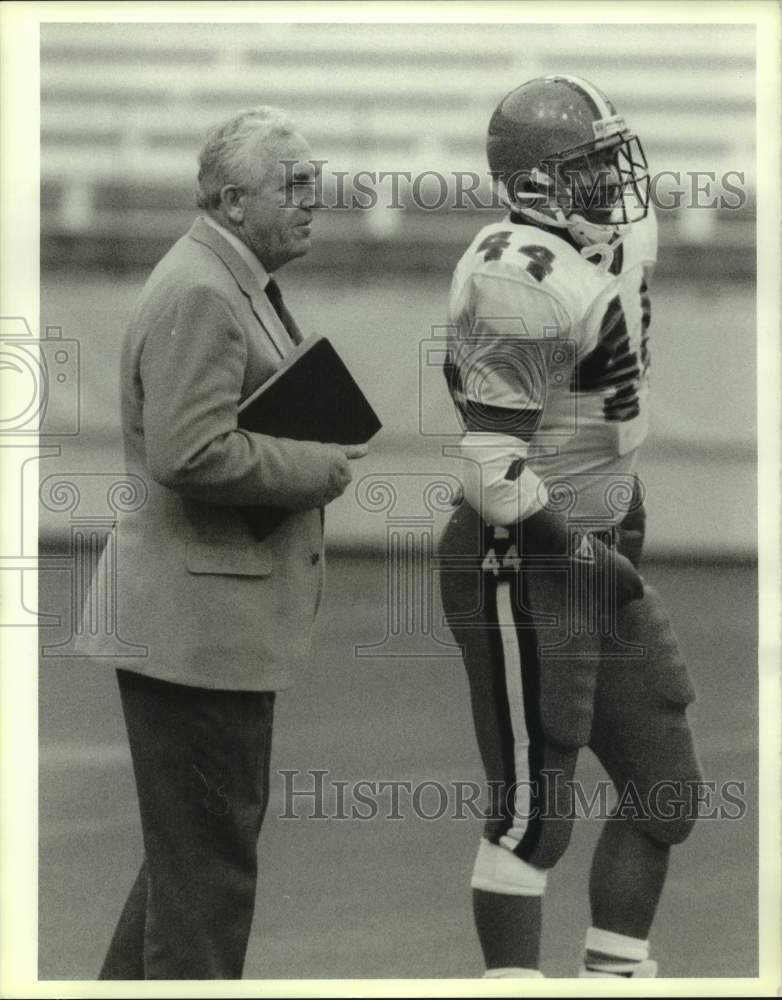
[221, 131, 320, 271]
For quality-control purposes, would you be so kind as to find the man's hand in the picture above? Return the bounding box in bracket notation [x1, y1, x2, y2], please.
[322, 443, 369, 504]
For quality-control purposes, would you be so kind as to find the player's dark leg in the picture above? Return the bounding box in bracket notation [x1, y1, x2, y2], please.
[589, 816, 669, 938]
[580, 819, 670, 976]
[439, 508, 582, 977]
[472, 891, 543, 975]
[585, 584, 702, 977]
[440, 509, 547, 976]
[459, 581, 548, 975]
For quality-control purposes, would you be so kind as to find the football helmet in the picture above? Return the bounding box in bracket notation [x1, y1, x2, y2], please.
[487, 75, 649, 249]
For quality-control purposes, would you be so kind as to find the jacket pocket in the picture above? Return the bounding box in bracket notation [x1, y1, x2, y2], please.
[186, 541, 273, 577]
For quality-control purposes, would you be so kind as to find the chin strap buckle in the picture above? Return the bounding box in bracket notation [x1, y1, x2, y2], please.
[579, 231, 625, 273]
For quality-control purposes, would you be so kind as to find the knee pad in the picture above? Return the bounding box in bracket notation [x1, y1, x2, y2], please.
[470, 838, 548, 896]
[642, 801, 699, 847]
[652, 817, 697, 847]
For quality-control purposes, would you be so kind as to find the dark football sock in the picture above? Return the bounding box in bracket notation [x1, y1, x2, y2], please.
[472, 889, 542, 971]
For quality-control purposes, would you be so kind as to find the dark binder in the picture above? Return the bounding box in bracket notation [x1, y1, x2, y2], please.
[238, 335, 382, 538]
[238, 334, 382, 443]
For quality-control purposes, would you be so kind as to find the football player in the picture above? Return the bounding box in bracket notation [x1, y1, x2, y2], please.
[438, 75, 702, 978]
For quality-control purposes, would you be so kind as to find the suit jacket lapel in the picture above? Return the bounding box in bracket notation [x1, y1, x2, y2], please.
[188, 217, 294, 360]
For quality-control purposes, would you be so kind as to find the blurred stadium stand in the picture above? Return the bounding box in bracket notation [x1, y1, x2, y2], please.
[41, 22, 755, 276]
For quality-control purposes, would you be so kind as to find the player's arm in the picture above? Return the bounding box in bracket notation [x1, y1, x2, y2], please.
[450, 273, 563, 525]
[453, 274, 642, 605]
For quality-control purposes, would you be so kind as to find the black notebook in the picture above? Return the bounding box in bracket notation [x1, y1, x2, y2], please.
[238, 334, 382, 444]
[238, 335, 382, 539]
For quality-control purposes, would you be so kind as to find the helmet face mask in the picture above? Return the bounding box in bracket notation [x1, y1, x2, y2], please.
[552, 136, 649, 225]
[488, 75, 650, 247]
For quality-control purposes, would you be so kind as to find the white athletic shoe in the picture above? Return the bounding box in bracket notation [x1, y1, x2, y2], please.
[579, 958, 658, 978]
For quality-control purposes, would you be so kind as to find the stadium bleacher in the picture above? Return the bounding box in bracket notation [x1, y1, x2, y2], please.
[40, 22, 756, 273]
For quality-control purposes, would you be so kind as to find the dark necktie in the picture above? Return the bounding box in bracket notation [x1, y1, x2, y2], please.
[265, 277, 301, 344]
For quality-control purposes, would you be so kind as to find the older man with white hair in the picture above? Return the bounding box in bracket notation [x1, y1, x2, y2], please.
[91, 107, 366, 980]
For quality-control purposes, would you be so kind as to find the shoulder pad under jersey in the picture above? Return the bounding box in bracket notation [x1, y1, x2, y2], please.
[454, 219, 606, 325]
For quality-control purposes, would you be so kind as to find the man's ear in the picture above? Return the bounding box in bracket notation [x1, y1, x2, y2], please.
[220, 185, 245, 224]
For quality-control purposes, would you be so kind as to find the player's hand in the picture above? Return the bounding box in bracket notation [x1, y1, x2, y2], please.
[515, 506, 644, 608]
[589, 534, 645, 607]
[321, 443, 369, 504]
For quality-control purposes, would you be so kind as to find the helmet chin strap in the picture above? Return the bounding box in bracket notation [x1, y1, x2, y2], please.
[578, 236, 623, 274]
[498, 181, 626, 273]
[570, 215, 628, 274]
[567, 213, 629, 247]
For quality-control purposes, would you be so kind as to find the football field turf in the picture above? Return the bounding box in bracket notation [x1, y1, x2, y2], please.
[39, 555, 758, 980]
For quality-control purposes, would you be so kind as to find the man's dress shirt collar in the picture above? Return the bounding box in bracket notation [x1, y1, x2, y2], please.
[202, 215, 272, 292]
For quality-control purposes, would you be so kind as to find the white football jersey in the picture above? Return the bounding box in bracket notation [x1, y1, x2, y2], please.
[446, 208, 657, 522]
